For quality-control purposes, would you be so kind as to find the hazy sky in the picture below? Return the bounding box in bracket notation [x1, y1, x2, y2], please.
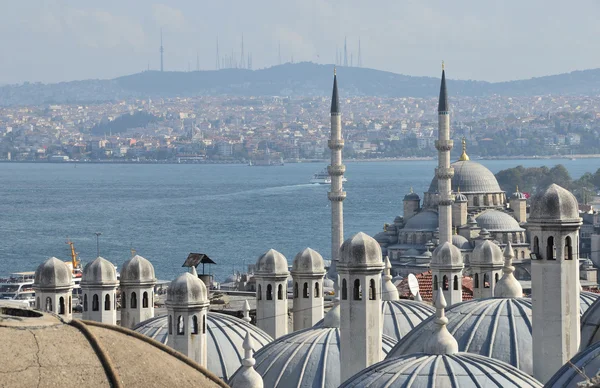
[1, 0, 599, 84]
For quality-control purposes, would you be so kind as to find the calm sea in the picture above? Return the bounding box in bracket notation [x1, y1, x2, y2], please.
[0, 158, 594, 282]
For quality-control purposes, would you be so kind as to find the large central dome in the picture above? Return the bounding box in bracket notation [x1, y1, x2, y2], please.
[428, 160, 502, 193]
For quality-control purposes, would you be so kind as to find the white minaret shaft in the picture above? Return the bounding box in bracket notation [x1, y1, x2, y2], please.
[327, 68, 346, 279]
[435, 63, 453, 244]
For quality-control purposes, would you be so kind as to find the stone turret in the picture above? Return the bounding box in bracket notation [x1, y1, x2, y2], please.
[120, 254, 157, 328]
[381, 257, 399, 301]
[452, 189, 468, 228]
[431, 242, 463, 306]
[471, 240, 504, 298]
[33, 257, 74, 320]
[510, 187, 527, 223]
[291, 248, 325, 331]
[494, 241, 523, 298]
[254, 249, 289, 339]
[403, 188, 420, 221]
[81, 256, 118, 324]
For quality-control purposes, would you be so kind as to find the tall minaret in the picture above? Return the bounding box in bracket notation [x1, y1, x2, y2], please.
[435, 62, 453, 244]
[327, 68, 346, 279]
[160, 28, 164, 72]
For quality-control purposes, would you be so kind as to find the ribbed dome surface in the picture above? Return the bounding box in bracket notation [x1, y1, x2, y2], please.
[167, 272, 208, 305]
[431, 242, 463, 266]
[81, 256, 117, 286]
[471, 240, 504, 266]
[428, 160, 502, 193]
[228, 326, 396, 388]
[403, 210, 438, 231]
[292, 248, 325, 274]
[578, 293, 600, 349]
[475, 210, 523, 231]
[546, 340, 600, 388]
[120, 255, 156, 285]
[134, 313, 273, 380]
[256, 249, 289, 275]
[388, 297, 533, 375]
[452, 235, 471, 250]
[340, 353, 542, 387]
[530, 183, 580, 222]
[381, 300, 435, 341]
[581, 291, 599, 317]
[33, 257, 73, 290]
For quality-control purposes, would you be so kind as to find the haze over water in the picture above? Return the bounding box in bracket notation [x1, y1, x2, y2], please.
[0, 159, 594, 281]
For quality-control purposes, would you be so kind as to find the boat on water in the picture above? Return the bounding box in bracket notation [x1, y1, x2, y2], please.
[310, 168, 348, 184]
[0, 272, 36, 307]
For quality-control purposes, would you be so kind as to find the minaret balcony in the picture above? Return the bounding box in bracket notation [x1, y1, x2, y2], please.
[328, 139, 345, 150]
[328, 165, 346, 176]
[435, 140, 454, 152]
[328, 191, 347, 201]
[435, 167, 455, 180]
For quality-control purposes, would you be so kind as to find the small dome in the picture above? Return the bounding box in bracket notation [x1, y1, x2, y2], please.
[403, 192, 420, 201]
[340, 353, 542, 388]
[388, 297, 534, 374]
[228, 325, 397, 388]
[33, 257, 73, 290]
[475, 210, 523, 231]
[454, 192, 468, 203]
[373, 232, 389, 244]
[134, 312, 273, 381]
[292, 248, 325, 274]
[403, 210, 438, 231]
[0, 303, 225, 387]
[546, 340, 600, 388]
[167, 272, 208, 306]
[471, 240, 503, 266]
[430, 242, 463, 267]
[428, 160, 502, 193]
[404, 248, 420, 257]
[255, 249, 289, 275]
[452, 235, 471, 250]
[511, 190, 527, 200]
[529, 183, 580, 222]
[381, 300, 435, 342]
[120, 255, 156, 286]
[81, 256, 117, 286]
[340, 232, 383, 267]
[393, 216, 403, 224]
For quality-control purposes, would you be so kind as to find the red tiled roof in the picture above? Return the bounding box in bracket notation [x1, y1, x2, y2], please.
[397, 270, 473, 302]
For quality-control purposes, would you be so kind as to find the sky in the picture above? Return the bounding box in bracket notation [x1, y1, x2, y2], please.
[1, 0, 599, 84]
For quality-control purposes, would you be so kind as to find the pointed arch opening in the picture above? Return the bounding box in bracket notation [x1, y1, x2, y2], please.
[122, 292, 126, 309]
[143, 291, 149, 308]
[36, 297, 40, 310]
[342, 278, 348, 300]
[483, 273, 490, 288]
[434, 275, 438, 290]
[353, 279, 362, 300]
[453, 275, 459, 291]
[303, 282, 309, 298]
[547, 236, 555, 260]
[203, 315, 206, 334]
[294, 282, 298, 298]
[168, 315, 172, 335]
[131, 292, 137, 309]
[83, 294, 88, 312]
[257, 284, 262, 300]
[565, 236, 573, 260]
[369, 279, 376, 300]
[495, 273, 499, 284]
[266, 284, 273, 300]
[92, 294, 99, 311]
[442, 275, 449, 291]
[278, 284, 284, 300]
[192, 315, 199, 334]
[59, 296, 65, 315]
[69, 296, 72, 314]
[46, 297, 53, 312]
[474, 273, 479, 288]
[533, 236, 540, 255]
[314, 282, 320, 298]
[104, 294, 111, 311]
[177, 315, 184, 335]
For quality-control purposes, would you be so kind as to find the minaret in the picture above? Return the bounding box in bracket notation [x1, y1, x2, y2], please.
[327, 68, 346, 279]
[291, 248, 326, 331]
[339, 232, 384, 381]
[435, 61, 454, 244]
[160, 28, 164, 72]
[254, 249, 289, 339]
[529, 184, 582, 383]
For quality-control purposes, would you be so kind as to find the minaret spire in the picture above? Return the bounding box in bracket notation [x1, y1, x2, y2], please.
[327, 68, 346, 279]
[494, 241, 523, 298]
[438, 61, 447, 112]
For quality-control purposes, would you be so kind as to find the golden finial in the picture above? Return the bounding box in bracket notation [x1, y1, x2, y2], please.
[458, 137, 470, 161]
[516, 185, 519, 192]
[442, 60, 445, 71]
[334, 66, 336, 76]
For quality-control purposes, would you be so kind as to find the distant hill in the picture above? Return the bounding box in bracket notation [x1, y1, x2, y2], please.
[3, 62, 600, 106]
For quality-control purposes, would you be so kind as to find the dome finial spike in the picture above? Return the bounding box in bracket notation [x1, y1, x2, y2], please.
[233, 330, 264, 388]
[424, 289, 458, 355]
[190, 265, 197, 277]
[243, 300, 251, 323]
[410, 186, 414, 193]
[382, 256, 399, 301]
[442, 60, 445, 71]
[494, 241, 523, 298]
[334, 65, 336, 76]
[458, 137, 470, 161]
[516, 185, 519, 193]
[414, 290, 423, 302]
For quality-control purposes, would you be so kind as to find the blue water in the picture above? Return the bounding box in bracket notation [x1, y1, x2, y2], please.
[0, 158, 594, 281]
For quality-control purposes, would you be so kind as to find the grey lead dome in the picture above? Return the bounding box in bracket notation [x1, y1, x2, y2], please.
[340, 232, 383, 266]
[529, 183, 580, 222]
[255, 249, 289, 275]
[167, 272, 207, 306]
[428, 160, 502, 193]
[291, 248, 325, 274]
[476, 210, 524, 231]
[120, 254, 156, 285]
[471, 239, 503, 265]
[81, 256, 117, 286]
[33, 257, 73, 290]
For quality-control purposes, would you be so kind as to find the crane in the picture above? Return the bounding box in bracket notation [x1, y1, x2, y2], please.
[66, 239, 79, 274]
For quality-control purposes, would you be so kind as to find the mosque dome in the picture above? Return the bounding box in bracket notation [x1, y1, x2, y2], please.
[475, 210, 523, 231]
[403, 191, 420, 201]
[229, 305, 396, 388]
[511, 189, 527, 200]
[577, 293, 600, 350]
[292, 248, 325, 274]
[373, 231, 389, 245]
[431, 242, 463, 267]
[428, 160, 502, 193]
[388, 297, 534, 375]
[81, 256, 117, 286]
[454, 192, 468, 203]
[167, 272, 208, 306]
[120, 255, 156, 285]
[33, 257, 73, 290]
[403, 210, 438, 231]
[529, 183, 580, 222]
[471, 240, 504, 266]
[134, 312, 273, 381]
[340, 232, 383, 267]
[452, 235, 471, 250]
[581, 291, 600, 316]
[0, 304, 225, 387]
[381, 300, 435, 341]
[256, 249, 289, 275]
[546, 340, 600, 388]
[339, 353, 542, 388]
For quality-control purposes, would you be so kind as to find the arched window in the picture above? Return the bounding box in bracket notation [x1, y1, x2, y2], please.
[483, 273, 490, 288]
[192, 315, 199, 334]
[113, 293, 116, 310]
[83, 294, 88, 312]
[143, 292, 149, 308]
[353, 279, 362, 300]
[453, 275, 459, 291]
[203, 315, 206, 334]
[547, 236, 555, 260]
[104, 294, 111, 311]
[495, 273, 499, 284]
[514, 249, 518, 259]
[342, 279, 348, 300]
[484, 196, 489, 206]
[36, 297, 40, 309]
[122, 292, 126, 309]
[92, 294, 99, 311]
[294, 282, 298, 298]
[177, 315, 185, 335]
[434, 275, 438, 290]
[59, 297, 65, 315]
[69, 296, 72, 313]
[168, 315, 172, 335]
[303, 282, 309, 298]
[369, 279, 376, 300]
[533, 236, 540, 254]
[474, 273, 479, 288]
[131, 292, 137, 309]
[278, 284, 284, 300]
[257, 284, 262, 300]
[473, 196, 479, 207]
[442, 275, 449, 291]
[565, 236, 573, 260]
[314, 282, 320, 298]
[521, 251, 525, 259]
[266, 284, 273, 300]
